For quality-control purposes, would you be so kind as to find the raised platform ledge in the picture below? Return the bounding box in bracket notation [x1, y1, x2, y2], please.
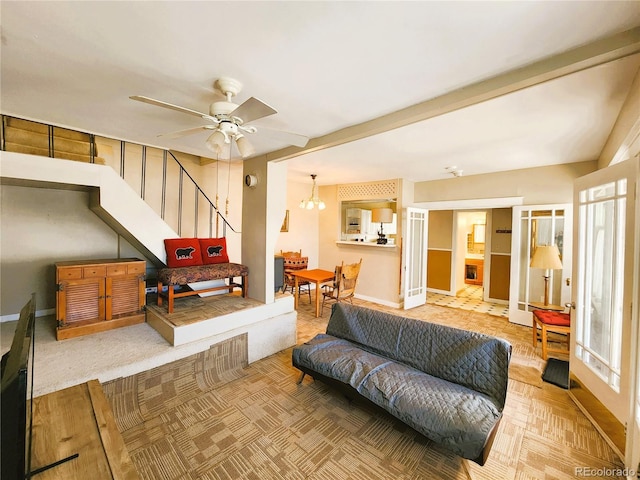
[147, 295, 297, 363]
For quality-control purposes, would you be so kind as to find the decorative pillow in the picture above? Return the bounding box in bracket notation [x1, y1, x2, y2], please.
[199, 237, 230, 264]
[164, 238, 203, 268]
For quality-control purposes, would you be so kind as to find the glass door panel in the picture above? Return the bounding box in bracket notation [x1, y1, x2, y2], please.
[509, 205, 571, 326]
[403, 207, 428, 310]
[570, 158, 637, 463]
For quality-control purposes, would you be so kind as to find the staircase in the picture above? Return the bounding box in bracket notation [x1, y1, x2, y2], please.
[0, 115, 236, 267]
[3, 116, 102, 164]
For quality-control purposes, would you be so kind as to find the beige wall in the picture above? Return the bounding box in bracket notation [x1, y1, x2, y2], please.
[317, 184, 401, 306]
[275, 180, 320, 268]
[414, 161, 598, 205]
[0, 184, 148, 315]
[428, 210, 453, 249]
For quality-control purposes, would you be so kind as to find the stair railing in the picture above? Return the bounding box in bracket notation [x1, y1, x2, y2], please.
[0, 115, 237, 238]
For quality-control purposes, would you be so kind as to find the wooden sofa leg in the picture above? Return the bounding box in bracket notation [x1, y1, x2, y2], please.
[297, 372, 306, 384]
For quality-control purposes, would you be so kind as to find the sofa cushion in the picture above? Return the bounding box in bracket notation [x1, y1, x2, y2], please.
[292, 334, 393, 388]
[164, 238, 203, 268]
[199, 237, 230, 264]
[358, 361, 501, 461]
[326, 303, 511, 408]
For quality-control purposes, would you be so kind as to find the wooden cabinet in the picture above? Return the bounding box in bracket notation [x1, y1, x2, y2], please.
[465, 258, 484, 286]
[56, 258, 146, 340]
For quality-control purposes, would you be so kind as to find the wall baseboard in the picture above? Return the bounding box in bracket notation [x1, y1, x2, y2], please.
[0, 308, 55, 323]
[354, 293, 401, 309]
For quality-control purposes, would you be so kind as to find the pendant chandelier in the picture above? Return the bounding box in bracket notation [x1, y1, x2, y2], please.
[299, 174, 326, 210]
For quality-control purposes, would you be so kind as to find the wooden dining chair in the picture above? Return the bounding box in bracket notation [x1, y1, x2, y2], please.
[321, 258, 362, 314]
[282, 254, 311, 303]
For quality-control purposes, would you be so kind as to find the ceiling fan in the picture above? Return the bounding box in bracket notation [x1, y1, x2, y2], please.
[130, 77, 309, 158]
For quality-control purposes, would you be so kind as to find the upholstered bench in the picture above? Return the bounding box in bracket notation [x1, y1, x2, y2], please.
[532, 309, 570, 360]
[157, 237, 249, 313]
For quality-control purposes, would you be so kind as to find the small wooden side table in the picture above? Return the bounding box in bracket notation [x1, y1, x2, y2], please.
[529, 301, 565, 312]
[290, 268, 335, 317]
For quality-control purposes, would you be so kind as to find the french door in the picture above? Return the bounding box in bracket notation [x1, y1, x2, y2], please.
[403, 207, 428, 309]
[508, 204, 572, 326]
[570, 158, 638, 466]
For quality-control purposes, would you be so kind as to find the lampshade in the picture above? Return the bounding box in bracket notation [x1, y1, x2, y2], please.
[372, 208, 393, 223]
[235, 134, 255, 158]
[530, 245, 563, 270]
[205, 130, 226, 154]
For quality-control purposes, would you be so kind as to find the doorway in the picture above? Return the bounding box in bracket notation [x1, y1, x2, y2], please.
[456, 210, 487, 297]
[425, 208, 509, 318]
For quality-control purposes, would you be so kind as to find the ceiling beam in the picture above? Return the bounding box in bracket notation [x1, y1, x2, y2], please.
[259, 27, 640, 164]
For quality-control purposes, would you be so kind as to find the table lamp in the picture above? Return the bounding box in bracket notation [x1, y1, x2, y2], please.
[530, 245, 563, 306]
[372, 208, 393, 244]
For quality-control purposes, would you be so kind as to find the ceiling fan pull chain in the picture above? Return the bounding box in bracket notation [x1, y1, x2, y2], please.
[226, 143, 231, 216]
[215, 156, 220, 237]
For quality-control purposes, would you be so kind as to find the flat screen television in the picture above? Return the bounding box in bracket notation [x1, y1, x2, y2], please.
[1, 293, 36, 480]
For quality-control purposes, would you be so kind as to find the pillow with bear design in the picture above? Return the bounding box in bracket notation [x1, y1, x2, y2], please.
[199, 238, 230, 264]
[164, 238, 203, 268]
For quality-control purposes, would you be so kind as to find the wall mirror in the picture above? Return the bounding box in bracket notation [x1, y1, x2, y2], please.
[473, 223, 486, 244]
[340, 199, 397, 244]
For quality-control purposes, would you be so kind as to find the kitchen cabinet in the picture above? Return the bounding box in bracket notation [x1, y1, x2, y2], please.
[465, 258, 484, 286]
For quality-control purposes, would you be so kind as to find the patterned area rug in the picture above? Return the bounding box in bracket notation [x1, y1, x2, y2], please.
[147, 293, 263, 327]
[103, 333, 249, 432]
[104, 301, 623, 479]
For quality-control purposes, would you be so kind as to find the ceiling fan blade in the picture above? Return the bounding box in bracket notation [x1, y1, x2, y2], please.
[158, 125, 214, 139]
[130, 95, 213, 120]
[258, 126, 309, 148]
[230, 97, 277, 124]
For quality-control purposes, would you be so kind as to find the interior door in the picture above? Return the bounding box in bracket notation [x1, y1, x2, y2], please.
[570, 158, 638, 462]
[508, 205, 572, 326]
[403, 207, 428, 310]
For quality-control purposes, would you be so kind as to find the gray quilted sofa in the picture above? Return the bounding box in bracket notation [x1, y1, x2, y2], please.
[292, 303, 512, 465]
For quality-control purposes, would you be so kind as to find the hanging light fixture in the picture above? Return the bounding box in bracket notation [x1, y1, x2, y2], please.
[205, 121, 256, 158]
[299, 174, 325, 210]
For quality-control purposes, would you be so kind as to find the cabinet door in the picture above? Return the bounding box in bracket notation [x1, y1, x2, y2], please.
[58, 278, 106, 326]
[108, 275, 144, 319]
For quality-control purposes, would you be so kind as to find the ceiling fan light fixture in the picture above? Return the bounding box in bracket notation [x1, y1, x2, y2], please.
[235, 134, 255, 158]
[206, 130, 226, 153]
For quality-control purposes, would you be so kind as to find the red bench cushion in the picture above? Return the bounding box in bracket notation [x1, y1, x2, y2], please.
[199, 238, 230, 264]
[533, 310, 570, 326]
[164, 238, 203, 268]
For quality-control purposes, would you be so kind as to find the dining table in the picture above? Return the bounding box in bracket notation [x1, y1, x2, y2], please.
[289, 268, 335, 317]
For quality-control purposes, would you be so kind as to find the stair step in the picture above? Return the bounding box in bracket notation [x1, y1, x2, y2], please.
[6, 117, 90, 141]
[4, 142, 105, 164]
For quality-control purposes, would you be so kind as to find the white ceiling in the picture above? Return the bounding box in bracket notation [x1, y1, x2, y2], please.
[2, 2, 640, 186]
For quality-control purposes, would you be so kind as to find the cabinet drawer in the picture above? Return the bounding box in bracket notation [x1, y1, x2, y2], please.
[83, 266, 107, 278]
[127, 262, 146, 275]
[58, 267, 82, 280]
[107, 265, 127, 276]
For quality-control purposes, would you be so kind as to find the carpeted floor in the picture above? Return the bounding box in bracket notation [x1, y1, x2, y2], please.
[103, 299, 623, 480]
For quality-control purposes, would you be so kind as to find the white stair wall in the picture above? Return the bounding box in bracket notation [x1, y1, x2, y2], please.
[0, 151, 175, 265]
